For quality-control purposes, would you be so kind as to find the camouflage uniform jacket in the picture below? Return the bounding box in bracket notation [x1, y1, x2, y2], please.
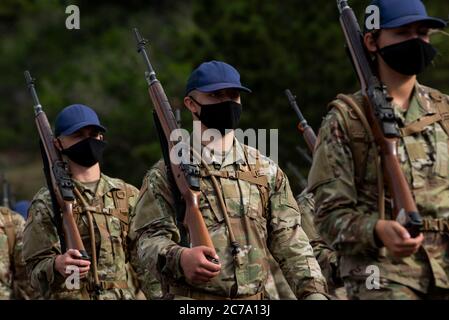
[308, 82, 449, 293]
[130, 138, 327, 299]
[0, 206, 35, 299]
[23, 174, 140, 299]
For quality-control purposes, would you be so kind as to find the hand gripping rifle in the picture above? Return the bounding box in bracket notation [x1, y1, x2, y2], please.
[132, 29, 218, 261]
[24, 71, 90, 259]
[336, 1, 422, 237]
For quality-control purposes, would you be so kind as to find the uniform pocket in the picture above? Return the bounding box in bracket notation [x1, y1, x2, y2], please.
[247, 184, 268, 242]
[432, 123, 449, 178]
[401, 135, 433, 189]
[199, 192, 224, 227]
[110, 215, 122, 235]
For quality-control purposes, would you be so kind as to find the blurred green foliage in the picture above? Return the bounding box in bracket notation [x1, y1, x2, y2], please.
[0, 0, 448, 199]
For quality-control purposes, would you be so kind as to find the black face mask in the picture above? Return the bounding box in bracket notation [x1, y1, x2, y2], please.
[190, 97, 242, 135]
[61, 137, 107, 168]
[378, 38, 437, 76]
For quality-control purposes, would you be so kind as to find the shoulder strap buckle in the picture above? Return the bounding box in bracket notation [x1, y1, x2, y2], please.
[429, 91, 443, 102]
[227, 171, 238, 180]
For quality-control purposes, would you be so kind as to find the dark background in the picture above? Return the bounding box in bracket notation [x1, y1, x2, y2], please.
[1, 0, 448, 203]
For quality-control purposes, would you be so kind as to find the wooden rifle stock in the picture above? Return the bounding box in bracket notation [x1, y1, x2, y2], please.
[302, 128, 317, 154]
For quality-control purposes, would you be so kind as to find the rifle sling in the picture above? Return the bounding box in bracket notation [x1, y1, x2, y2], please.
[332, 94, 385, 222]
[430, 91, 449, 137]
[201, 170, 268, 188]
[400, 114, 442, 137]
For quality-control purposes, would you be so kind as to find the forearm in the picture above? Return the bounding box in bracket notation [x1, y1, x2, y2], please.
[132, 165, 187, 286]
[23, 195, 66, 296]
[313, 180, 379, 255]
[137, 220, 186, 284]
[308, 110, 380, 256]
[27, 255, 65, 296]
[270, 225, 328, 299]
[12, 252, 35, 300]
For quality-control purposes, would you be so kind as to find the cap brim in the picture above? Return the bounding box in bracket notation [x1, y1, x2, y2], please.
[382, 15, 447, 29]
[59, 121, 106, 137]
[196, 82, 252, 93]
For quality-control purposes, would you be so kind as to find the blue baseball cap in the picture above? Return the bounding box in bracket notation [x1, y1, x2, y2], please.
[54, 104, 106, 137]
[369, 0, 447, 29]
[185, 60, 251, 96]
[13, 200, 31, 219]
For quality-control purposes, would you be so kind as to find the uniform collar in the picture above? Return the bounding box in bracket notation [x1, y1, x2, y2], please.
[415, 81, 439, 115]
[201, 137, 246, 168]
[223, 137, 247, 168]
[393, 81, 436, 125]
[73, 173, 120, 198]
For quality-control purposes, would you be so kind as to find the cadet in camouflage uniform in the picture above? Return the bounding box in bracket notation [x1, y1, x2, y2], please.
[23, 104, 146, 300]
[308, 0, 449, 299]
[129, 60, 328, 300]
[0, 206, 36, 299]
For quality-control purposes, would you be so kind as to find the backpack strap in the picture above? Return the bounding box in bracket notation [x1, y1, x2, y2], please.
[400, 114, 442, 137]
[429, 90, 449, 136]
[200, 170, 268, 188]
[0, 207, 16, 258]
[111, 182, 134, 262]
[243, 147, 270, 216]
[328, 94, 386, 227]
[111, 186, 130, 227]
[329, 94, 375, 185]
[398, 88, 449, 137]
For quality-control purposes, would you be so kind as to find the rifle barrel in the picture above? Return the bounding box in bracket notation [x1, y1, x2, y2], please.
[24, 71, 42, 114]
[337, 0, 349, 13]
[285, 89, 306, 124]
[1, 174, 10, 208]
[133, 28, 156, 83]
